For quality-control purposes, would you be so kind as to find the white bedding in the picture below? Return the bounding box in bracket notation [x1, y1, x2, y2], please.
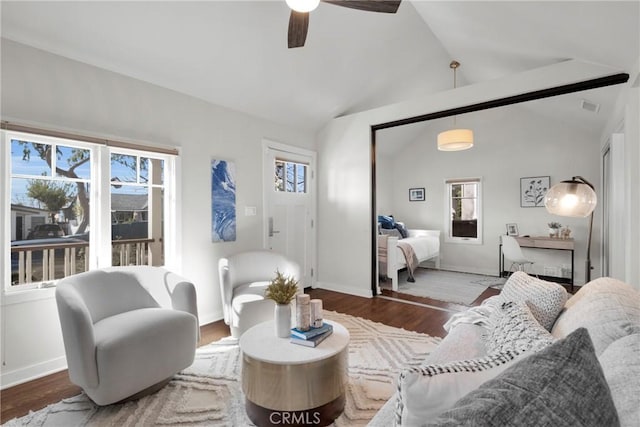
[381, 229, 441, 291]
[395, 235, 439, 267]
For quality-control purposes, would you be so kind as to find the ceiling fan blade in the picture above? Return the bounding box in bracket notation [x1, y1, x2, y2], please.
[322, 0, 401, 14]
[288, 10, 309, 48]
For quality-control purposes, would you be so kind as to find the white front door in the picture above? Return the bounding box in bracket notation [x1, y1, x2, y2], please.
[263, 140, 316, 288]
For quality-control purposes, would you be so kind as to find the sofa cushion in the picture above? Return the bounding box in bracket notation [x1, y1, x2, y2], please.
[552, 277, 640, 356]
[486, 301, 555, 355]
[501, 271, 568, 330]
[428, 328, 619, 427]
[598, 333, 640, 427]
[396, 350, 526, 425]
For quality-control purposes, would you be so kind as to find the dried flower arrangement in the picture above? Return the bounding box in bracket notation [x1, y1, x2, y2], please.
[265, 270, 299, 305]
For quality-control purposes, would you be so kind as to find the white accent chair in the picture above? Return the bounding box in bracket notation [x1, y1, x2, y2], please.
[218, 250, 300, 338]
[55, 266, 199, 405]
[501, 235, 535, 275]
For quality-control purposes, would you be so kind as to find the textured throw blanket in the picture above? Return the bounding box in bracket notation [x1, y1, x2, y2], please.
[378, 235, 420, 282]
[442, 295, 502, 333]
[397, 241, 419, 282]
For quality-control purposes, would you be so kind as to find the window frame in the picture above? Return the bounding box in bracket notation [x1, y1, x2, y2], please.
[274, 159, 309, 194]
[2, 130, 179, 297]
[444, 177, 483, 245]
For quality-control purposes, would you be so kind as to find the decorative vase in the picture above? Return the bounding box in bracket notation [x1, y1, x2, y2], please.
[548, 228, 558, 238]
[274, 303, 292, 338]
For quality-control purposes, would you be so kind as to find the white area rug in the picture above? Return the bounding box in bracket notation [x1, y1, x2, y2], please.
[385, 268, 497, 305]
[4, 311, 441, 427]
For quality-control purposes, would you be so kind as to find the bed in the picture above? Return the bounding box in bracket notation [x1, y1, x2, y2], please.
[378, 229, 441, 291]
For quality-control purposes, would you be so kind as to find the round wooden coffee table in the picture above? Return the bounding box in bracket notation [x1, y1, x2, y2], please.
[239, 319, 349, 427]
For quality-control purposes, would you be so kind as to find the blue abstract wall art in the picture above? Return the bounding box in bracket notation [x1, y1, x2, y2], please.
[211, 159, 236, 242]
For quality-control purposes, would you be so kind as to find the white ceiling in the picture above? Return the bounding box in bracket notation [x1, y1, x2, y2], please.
[1, 1, 639, 137]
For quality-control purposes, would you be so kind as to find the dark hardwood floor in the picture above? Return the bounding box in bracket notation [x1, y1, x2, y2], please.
[0, 286, 499, 424]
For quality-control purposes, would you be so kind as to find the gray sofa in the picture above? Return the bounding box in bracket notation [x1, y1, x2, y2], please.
[370, 272, 640, 426]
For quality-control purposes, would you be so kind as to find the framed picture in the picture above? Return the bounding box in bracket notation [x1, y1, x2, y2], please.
[506, 223, 519, 236]
[211, 159, 237, 242]
[409, 187, 425, 202]
[520, 176, 550, 207]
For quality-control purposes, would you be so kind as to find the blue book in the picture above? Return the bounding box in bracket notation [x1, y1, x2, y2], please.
[290, 323, 333, 340]
[290, 329, 333, 347]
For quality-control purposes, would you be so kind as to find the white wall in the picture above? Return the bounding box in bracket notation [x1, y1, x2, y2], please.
[317, 59, 637, 297]
[601, 57, 640, 289]
[0, 39, 315, 387]
[379, 105, 600, 282]
[375, 152, 394, 216]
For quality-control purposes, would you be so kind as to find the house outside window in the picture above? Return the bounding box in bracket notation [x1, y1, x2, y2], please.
[445, 177, 483, 244]
[2, 130, 177, 290]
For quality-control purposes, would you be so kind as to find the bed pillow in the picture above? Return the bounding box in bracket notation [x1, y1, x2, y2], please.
[428, 328, 619, 427]
[485, 301, 555, 355]
[380, 228, 402, 239]
[378, 215, 395, 229]
[395, 222, 409, 238]
[501, 271, 568, 330]
[395, 350, 526, 426]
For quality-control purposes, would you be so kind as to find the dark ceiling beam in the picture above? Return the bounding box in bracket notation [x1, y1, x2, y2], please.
[372, 72, 630, 131]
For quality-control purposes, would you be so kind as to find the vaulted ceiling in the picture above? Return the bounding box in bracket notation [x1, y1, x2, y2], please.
[1, 1, 639, 135]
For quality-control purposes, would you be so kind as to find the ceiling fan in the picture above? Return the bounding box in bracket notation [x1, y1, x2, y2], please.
[286, 0, 402, 48]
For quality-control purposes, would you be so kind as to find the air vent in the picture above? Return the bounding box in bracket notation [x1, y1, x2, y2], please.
[580, 99, 600, 113]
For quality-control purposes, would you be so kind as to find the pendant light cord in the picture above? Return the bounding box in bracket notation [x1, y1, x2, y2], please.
[450, 60, 460, 126]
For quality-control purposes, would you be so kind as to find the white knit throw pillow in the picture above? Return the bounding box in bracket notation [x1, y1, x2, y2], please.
[501, 272, 568, 330]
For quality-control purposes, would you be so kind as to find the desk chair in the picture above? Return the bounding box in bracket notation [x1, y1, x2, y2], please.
[502, 235, 535, 275]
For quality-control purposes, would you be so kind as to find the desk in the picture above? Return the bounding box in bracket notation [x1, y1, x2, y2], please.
[499, 236, 575, 291]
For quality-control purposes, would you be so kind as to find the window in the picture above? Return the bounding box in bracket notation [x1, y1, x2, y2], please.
[3, 130, 177, 290]
[275, 160, 308, 193]
[110, 151, 166, 267]
[9, 136, 92, 285]
[445, 178, 483, 244]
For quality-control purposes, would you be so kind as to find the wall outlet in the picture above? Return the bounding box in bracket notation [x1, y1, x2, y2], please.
[244, 206, 257, 216]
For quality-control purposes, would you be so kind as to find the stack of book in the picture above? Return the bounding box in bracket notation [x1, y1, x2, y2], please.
[290, 322, 333, 347]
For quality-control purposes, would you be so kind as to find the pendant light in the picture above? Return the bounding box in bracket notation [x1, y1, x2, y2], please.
[437, 61, 474, 151]
[286, 0, 320, 12]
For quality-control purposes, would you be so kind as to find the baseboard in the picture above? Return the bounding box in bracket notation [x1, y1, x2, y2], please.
[315, 281, 373, 298]
[1, 356, 67, 390]
[437, 264, 496, 277]
[198, 310, 223, 327]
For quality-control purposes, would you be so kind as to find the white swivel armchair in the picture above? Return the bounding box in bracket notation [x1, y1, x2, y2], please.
[55, 266, 199, 405]
[218, 250, 300, 338]
[501, 235, 535, 275]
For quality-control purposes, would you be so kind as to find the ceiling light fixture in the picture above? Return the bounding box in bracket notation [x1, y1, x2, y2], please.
[286, 0, 320, 13]
[544, 176, 597, 282]
[437, 61, 474, 151]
